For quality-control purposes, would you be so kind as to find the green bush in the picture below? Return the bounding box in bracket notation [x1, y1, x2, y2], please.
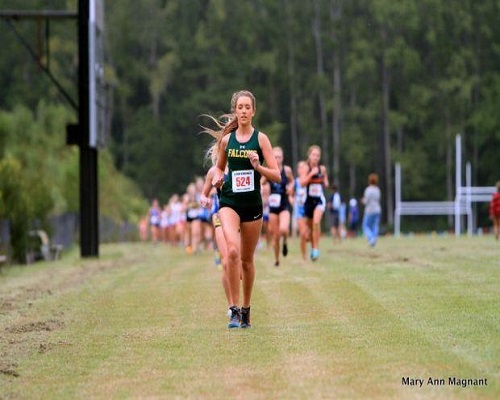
[0, 157, 32, 262]
[0, 103, 148, 262]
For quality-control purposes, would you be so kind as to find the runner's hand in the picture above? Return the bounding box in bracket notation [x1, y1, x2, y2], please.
[248, 150, 260, 170]
[212, 168, 224, 188]
[200, 194, 211, 209]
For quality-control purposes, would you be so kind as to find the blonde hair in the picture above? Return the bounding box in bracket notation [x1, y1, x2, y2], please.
[201, 90, 257, 165]
[200, 113, 236, 166]
[307, 145, 321, 157]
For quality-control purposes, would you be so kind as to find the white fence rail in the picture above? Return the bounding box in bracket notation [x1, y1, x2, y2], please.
[394, 135, 495, 237]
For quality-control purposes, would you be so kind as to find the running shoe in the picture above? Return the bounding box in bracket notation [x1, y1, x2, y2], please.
[240, 306, 251, 329]
[228, 306, 241, 329]
[214, 251, 221, 266]
[282, 241, 288, 257]
[310, 248, 319, 261]
[274, 260, 280, 267]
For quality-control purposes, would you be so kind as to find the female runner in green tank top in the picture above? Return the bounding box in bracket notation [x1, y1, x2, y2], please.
[203, 90, 280, 329]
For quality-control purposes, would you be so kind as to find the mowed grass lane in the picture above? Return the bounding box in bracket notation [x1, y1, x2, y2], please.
[0, 236, 498, 399]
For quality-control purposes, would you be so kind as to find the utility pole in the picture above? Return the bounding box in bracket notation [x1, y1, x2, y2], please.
[1, 2, 100, 258]
[78, 0, 99, 257]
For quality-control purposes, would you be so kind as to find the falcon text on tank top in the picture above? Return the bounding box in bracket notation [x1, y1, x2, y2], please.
[220, 129, 263, 207]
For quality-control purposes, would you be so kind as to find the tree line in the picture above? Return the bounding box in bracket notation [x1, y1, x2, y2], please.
[105, 0, 499, 227]
[1, 0, 499, 252]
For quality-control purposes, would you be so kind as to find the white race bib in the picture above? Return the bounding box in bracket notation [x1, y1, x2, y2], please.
[296, 187, 307, 205]
[187, 208, 199, 219]
[232, 170, 255, 193]
[269, 193, 282, 208]
[308, 183, 323, 197]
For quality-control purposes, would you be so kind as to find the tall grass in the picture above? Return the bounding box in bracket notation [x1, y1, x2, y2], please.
[1, 236, 498, 399]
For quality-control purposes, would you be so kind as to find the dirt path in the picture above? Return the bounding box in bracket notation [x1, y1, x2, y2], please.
[0, 250, 128, 380]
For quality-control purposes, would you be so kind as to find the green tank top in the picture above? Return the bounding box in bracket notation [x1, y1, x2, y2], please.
[220, 129, 263, 207]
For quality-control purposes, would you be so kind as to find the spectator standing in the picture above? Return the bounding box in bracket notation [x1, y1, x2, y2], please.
[361, 173, 382, 247]
[328, 184, 342, 243]
[347, 198, 359, 238]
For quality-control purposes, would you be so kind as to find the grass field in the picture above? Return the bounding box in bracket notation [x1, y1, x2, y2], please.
[0, 235, 498, 399]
